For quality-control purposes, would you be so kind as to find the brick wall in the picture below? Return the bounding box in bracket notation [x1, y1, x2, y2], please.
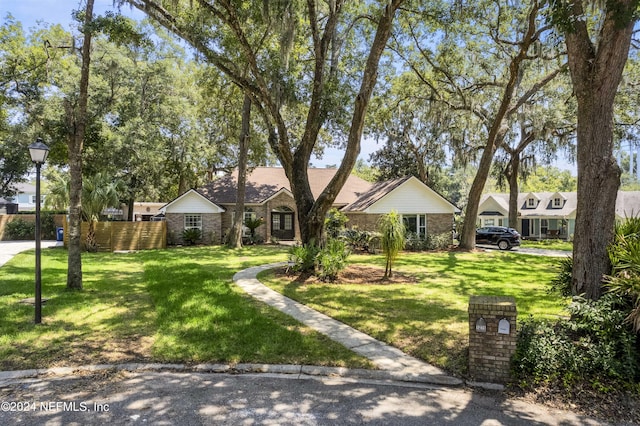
[344, 213, 382, 233]
[428, 213, 454, 236]
[166, 213, 222, 245]
[468, 295, 517, 383]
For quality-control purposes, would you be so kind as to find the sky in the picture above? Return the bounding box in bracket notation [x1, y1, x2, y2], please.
[2, 0, 577, 174]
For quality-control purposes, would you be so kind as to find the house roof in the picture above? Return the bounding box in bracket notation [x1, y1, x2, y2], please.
[199, 167, 373, 206]
[340, 177, 408, 212]
[160, 189, 226, 213]
[480, 191, 640, 219]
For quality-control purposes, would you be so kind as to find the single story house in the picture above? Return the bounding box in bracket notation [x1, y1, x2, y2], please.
[161, 167, 459, 245]
[478, 191, 640, 240]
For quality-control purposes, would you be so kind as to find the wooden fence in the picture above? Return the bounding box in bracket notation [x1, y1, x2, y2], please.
[63, 220, 167, 252]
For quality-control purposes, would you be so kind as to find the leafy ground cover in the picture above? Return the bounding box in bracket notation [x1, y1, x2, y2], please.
[259, 250, 566, 376]
[0, 246, 372, 370]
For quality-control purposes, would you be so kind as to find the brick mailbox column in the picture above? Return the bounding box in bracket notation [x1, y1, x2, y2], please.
[468, 295, 517, 383]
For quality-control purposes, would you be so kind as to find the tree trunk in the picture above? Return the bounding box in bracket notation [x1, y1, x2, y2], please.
[507, 154, 520, 229]
[564, 1, 635, 300]
[86, 220, 98, 252]
[459, 135, 501, 249]
[127, 197, 134, 221]
[291, 2, 402, 247]
[227, 93, 251, 248]
[66, 0, 95, 290]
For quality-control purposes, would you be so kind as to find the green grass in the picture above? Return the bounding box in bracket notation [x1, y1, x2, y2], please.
[0, 246, 372, 370]
[259, 250, 568, 376]
[520, 239, 573, 251]
[0, 245, 568, 377]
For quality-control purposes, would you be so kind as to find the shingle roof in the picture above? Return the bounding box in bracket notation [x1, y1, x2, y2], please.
[198, 167, 374, 206]
[340, 177, 409, 212]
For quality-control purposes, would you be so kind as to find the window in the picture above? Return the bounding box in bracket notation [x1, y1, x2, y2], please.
[553, 197, 562, 207]
[184, 214, 202, 230]
[527, 198, 536, 208]
[484, 219, 495, 226]
[403, 214, 427, 239]
[244, 208, 256, 223]
[30, 195, 45, 204]
[541, 219, 548, 235]
[231, 208, 258, 237]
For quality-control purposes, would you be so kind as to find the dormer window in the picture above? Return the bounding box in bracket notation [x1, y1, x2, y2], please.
[553, 197, 561, 207]
[527, 198, 536, 208]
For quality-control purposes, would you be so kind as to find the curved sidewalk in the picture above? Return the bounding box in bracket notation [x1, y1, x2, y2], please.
[233, 263, 463, 387]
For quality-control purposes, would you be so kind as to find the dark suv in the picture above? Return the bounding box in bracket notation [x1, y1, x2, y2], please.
[475, 226, 521, 250]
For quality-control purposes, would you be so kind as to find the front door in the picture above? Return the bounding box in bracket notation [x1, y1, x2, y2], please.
[271, 212, 295, 240]
[521, 219, 530, 237]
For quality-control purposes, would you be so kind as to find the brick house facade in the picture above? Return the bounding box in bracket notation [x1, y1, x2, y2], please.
[161, 168, 459, 245]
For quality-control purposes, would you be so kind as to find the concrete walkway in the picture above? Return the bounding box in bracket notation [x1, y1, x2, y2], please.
[233, 263, 464, 387]
[0, 240, 61, 268]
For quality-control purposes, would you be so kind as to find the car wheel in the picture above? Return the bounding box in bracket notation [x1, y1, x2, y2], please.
[498, 240, 510, 250]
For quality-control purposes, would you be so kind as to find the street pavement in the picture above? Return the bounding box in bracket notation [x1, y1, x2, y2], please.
[0, 368, 605, 425]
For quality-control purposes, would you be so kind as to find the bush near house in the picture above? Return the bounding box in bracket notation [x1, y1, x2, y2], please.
[517, 217, 640, 393]
[5, 218, 35, 240]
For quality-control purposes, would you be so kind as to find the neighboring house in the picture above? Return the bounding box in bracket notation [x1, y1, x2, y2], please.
[124, 202, 167, 222]
[478, 191, 640, 240]
[161, 167, 459, 245]
[5, 182, 44, 211]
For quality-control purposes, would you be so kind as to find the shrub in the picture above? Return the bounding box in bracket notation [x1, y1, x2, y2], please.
[182, 228, 202, 246]
[325, 208, 349, 239]
[287, 239, 350, 281]
[41, 212, 57, 240]
[405, 232, 452, 251]
[341, 227, 380, 253]
[512, 293, 639, 389]
[315, 239, 351, 282]
[5, 219, 35, 240]
[548, 256, 573, 297]
[288, 243, 321, 273]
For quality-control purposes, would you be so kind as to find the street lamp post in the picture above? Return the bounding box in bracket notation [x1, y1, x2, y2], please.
[28, 138, 49, 324]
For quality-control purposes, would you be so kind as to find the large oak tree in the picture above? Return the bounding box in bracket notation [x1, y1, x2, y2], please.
[552, 0, 639, 299]
[124, 0, 405, 245]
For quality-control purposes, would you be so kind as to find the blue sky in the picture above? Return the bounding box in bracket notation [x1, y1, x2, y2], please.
[1, 0, 144, 30]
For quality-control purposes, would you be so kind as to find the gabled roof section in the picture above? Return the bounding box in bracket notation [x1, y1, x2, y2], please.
[198, 167, 373, 205]
[160, 189, 225, 214]
[341, 177, 409, 212]
[479, 194, 509, 216]
[343, 176, 459, 213]
[262, 187, 294, 203]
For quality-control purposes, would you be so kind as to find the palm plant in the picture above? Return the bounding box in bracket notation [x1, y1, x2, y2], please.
[44, 173, 70, 211]
[379, 210, 405, 279]
[605, 217, 640, 331]
[82, 173, 125, 252]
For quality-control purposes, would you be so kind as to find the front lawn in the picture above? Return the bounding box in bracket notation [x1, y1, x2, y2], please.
[0, 246, 372, 370]
[0, 245, 567, 378]
[520, 239, 573, 251]
[259, 250, 567, 376]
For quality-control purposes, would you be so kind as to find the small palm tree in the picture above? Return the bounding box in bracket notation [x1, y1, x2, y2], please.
[379, 210, 405, 279]
[44, 173, 70, 211]
[82, 173, 124, 252]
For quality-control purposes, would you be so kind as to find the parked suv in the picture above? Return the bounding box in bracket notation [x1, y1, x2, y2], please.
[475, 226, 521, 250]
